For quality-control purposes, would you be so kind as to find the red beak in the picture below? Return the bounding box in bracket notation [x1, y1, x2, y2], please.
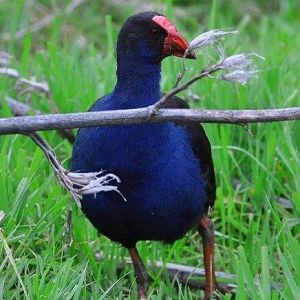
[152, 15, 196, 59]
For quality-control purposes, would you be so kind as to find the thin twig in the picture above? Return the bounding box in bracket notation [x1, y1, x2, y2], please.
[0, 106, 299, 135]
[172, 52, 188, 89]
[173, 67, 186, 89]
[1, 0, 88, 41]
[161, 50, 263, 112]
[239, 123, 254, 136]
[5, 96, 41, 115]
[152, 64, 222, 110]
[0, 67, 49, 94]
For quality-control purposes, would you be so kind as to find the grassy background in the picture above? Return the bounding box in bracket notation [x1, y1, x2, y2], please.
[1, 0, 300, 299]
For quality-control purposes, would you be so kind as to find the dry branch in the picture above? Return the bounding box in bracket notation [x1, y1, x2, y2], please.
[0, 106, 299, 135]
[153, 52, 263, 110]
[5, 96, 41, 116]
[5, 96, 75, 142]
[0, 67, 49, 94]
[153, 65, 222, 110]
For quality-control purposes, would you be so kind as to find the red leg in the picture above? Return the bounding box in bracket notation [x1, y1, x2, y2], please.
[129, 247, 148, 299]
[198, 216, 216, 300]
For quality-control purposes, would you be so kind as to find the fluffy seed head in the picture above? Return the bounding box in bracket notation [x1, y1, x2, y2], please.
[187, 29, 238, 52]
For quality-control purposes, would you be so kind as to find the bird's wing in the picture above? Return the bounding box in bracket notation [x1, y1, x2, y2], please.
[162, 95, 216, 211]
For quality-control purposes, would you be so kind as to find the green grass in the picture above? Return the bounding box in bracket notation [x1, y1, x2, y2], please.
[1, 0, 300, 299]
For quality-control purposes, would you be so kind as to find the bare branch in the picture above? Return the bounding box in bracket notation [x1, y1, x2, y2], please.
[153, 65, 222, 110]
[5, 96, 41, 115]
[0, 106, 299, 135]
[1, 0, 88, 41]
[5, 96, 75, 142]
[0, 67, 49, 94]
[156, 51, 263, 110]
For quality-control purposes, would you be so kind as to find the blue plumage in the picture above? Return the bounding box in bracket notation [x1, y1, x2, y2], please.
[71, 64, 207, 247]
[71, 12, 217, 298]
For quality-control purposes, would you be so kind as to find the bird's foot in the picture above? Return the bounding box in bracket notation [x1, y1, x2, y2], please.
[216, 282, 233, 295]
[138, 288, 148, 300]
[201, 287, 218, 300]
[202, 283, 233, 300]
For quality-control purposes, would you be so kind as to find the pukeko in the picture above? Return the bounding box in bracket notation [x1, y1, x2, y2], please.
[71, 11, 216, 299]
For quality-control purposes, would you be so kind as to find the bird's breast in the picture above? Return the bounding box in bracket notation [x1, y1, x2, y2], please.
[73, 122, 208, 244]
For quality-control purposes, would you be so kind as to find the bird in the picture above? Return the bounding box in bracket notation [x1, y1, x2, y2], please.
[71, 11, 217, 300]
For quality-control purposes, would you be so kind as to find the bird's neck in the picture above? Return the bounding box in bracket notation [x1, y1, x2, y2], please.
[114, 57, 161, 108]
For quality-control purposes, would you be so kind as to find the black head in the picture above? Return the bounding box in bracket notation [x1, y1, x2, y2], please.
[116, 11, 196, 63]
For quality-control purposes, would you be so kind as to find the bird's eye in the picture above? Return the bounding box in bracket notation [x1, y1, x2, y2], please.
[151, 28, 159, 35]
